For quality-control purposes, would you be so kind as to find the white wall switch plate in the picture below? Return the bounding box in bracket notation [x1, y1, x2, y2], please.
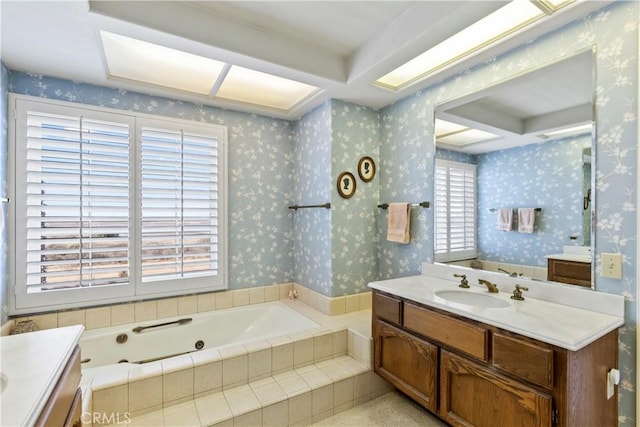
[601, 253, 622, 279]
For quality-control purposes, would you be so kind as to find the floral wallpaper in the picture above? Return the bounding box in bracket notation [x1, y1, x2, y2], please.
[292, 102, 332, 295]
[293, 100, 380, 297]
[8, 71, 295, 292]
[378, 94, 433, 279]
[330, 100, 380, 296]
[0, 62, 7, 325]
[476, 134, 591, 266]
[379, 2, 637, 423]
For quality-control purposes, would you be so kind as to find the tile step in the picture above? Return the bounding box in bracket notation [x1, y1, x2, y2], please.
[104, 355, 393, 426]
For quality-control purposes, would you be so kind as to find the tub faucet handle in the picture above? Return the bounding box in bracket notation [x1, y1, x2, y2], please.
[453, 273, 469, 288]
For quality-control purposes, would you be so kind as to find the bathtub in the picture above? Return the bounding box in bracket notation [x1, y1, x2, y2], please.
[80, 301, 319, 372]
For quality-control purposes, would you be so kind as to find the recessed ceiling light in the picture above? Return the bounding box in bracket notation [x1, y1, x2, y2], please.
[100, 31, 226, 95]
[215, 66, 319, 111]
[375, 0, 575, 91]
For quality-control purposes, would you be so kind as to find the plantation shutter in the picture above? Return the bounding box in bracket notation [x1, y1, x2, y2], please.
[23, 109, 131, 292]
[139, 122, 220, 282]
[435, 159, 477, 262]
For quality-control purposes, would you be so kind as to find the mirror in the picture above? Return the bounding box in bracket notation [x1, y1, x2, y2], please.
[433, 49, 595, 289]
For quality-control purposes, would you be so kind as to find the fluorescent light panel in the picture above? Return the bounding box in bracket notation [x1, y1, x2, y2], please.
[435, 119, 467, 137]
[100, 31, 319, 111]
[539, 123, 593, 139]
[438, 129, 499, 146]
[216, 66, 318, 111]
[100, 31, 225, 95]
[375, 0, 575, 90]
[435, 118, 499, 147]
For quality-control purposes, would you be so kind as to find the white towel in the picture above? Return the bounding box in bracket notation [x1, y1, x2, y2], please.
[497, 209, 513, 231]
[387, 203, 411, 244]
[518, 208, 536, 233]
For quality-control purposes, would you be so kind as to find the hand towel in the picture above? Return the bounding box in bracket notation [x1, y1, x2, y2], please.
[497, 209, 513, 231]
[387, 203, 411, 244]
[518, 208, 536, 233]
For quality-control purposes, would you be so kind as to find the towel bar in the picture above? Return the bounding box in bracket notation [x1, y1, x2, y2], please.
[378, 201, 430, 209]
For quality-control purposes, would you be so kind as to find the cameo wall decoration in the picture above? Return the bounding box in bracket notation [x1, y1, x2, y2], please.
[337, 172, 356, 199]
[358, 156, 376, 182]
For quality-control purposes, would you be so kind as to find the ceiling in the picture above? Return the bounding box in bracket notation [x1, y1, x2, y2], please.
[436, 50, 594, 154]
[0, 1, 611, 120]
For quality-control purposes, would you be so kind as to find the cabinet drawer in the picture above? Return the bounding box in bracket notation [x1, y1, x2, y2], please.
[547, 258, 591, 287]
[492, 332, 554, 389]
[373, 292, 402, 325]
[404, 302, 488, 361]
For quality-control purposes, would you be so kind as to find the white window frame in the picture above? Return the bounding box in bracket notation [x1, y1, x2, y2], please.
[9, 95, 228, 315]
[434, 159, 477, 262]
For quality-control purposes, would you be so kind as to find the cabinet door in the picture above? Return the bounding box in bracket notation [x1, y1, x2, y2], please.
[374, 320, 438, 412]
[440, 350, 552, 427]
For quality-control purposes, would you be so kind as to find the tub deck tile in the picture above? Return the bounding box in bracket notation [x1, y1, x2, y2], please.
[194, 392, 232, 426]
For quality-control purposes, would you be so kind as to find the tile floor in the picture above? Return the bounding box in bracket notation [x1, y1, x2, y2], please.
[313, 390, 447, 427]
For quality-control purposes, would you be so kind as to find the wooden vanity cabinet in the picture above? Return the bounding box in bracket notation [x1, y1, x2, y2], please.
[372, 290, 618, 427]
[547, 258, 591, 287]
[375, 320, 438, 411]
[440, 349, 552, 427]
[35, 345, 82, 427]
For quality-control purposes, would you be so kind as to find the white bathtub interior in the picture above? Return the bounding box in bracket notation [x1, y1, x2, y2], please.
[80, 301, 319, 378]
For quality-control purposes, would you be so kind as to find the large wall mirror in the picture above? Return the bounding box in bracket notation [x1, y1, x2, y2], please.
[432, 48, 596, 289]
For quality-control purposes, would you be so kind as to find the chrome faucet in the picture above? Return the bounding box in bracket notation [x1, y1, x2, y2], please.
[478, 279, 499, 293]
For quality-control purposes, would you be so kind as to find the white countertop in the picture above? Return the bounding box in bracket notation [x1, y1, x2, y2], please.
[369, 274, 624, 351]
[546, 245, 592, 263]
[1, 325, 84, 427]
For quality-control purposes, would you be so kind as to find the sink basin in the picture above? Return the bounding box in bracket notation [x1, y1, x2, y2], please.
[434, 290, 510, 308]
[1, 373, 7, 394]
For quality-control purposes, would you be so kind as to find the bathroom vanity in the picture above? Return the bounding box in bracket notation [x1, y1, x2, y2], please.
[1, 325, 84, 426]
[547, 257, 591, 287]
[546, 246, 592, 288]
[370, 269, 623, 427]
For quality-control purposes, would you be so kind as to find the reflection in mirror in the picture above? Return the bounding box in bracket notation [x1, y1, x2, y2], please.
[433, 49, 595, 289]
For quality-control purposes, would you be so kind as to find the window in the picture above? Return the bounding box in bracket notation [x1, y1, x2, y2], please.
[10, 96, 227, 314]
[434, 159, 477, 262]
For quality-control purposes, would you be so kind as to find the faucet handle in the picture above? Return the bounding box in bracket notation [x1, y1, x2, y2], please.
[511, 284, 529, 301]
[453, 273, 469, 288]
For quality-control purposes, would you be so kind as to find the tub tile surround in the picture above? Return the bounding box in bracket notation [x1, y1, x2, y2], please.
[83, 298, 382, 426]
[4, 283, 372, 336]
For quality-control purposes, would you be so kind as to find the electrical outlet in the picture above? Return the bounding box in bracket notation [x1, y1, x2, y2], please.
[601, 253, 622, 279]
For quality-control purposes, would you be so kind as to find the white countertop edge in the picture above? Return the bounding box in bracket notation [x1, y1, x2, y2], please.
[369, 277, 624, 352]
[2, 325, 84, 427]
